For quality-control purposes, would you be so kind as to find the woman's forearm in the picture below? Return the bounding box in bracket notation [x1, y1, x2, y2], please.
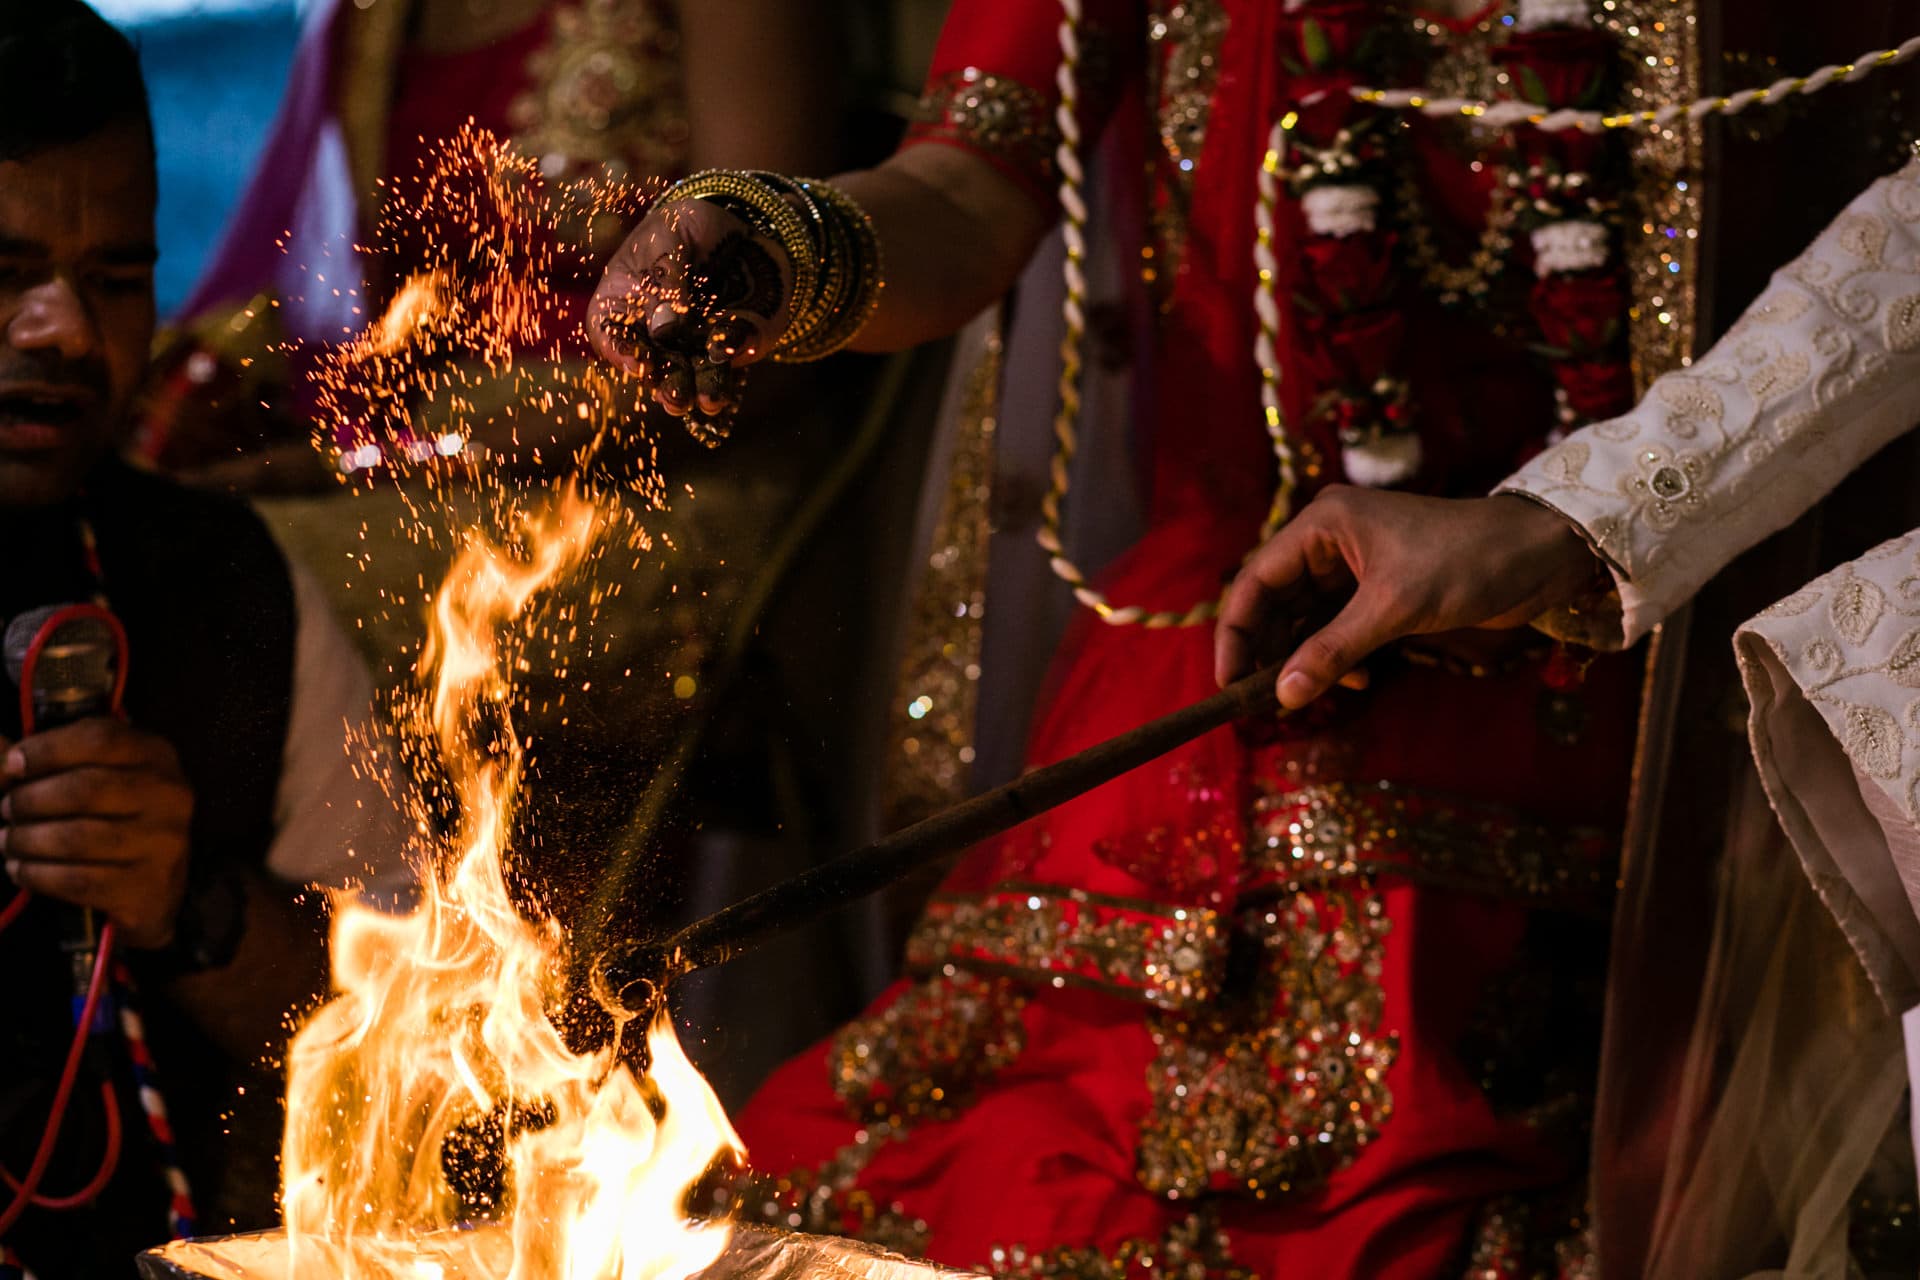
[832, 146, 1052, 352]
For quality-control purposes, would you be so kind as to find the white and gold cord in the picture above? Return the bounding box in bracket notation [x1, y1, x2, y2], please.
[1035, 0, 1293, 629]
[1253, 119, 1298, 545]
[1350, 32, 1920, 134]
[1035, 18, 1920, 628]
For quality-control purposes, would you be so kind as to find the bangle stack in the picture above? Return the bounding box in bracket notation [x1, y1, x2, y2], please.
[660, 169, 884, 362]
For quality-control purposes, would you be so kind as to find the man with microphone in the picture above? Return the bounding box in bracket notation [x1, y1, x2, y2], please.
[0, 4, 411, 1274]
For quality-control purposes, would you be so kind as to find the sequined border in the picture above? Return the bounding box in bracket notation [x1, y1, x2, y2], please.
[1139, 886, 1399, 1200]
[713, 1115, 931, 1259]
[907, 68, 1061, 200]
[882, 324, 1002, 830]
[1246, 782, 1618, 913]
[1144, 0, 1229, 297]
[990, 1209, 1251, 1280]
[906, 885, 1223, 1010]
[831, 969, 1029, 1123]
[1608, 0, 1704, 387]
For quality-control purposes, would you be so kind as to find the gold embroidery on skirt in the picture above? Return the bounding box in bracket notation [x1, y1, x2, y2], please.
[1246, 781, 1617, 913]
[832, 968, 1030, 1124]
[717, 1113, 931, 1259]
[906, 886, 1224, 1010]
[988, 1208, 1251, 1280]
[1138, 886, 1398, 1199]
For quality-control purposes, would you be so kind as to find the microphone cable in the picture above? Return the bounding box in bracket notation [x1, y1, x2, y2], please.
[0, 603, 128, 1234]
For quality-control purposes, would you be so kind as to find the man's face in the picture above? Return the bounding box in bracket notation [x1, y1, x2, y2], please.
[0, 123, 156, 507]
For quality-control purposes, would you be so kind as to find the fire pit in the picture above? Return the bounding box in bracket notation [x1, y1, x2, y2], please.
[139, 1224, 982, 1280]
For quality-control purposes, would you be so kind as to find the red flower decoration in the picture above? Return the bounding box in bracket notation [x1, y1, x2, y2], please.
[1554, 359, 1634, 421]
[1303, 307, 1405, 389]
[1300, 230, 1399, 313]
[1531, 269, 1626, 355]
[1492, 28, 1618, 109]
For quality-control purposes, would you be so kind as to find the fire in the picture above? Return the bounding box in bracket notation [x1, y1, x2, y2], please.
[363, 271, 450, 358]
[280, 483, 741, 1279]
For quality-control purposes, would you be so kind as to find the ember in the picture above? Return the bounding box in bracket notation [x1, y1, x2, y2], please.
[152, 132, 835, 1280]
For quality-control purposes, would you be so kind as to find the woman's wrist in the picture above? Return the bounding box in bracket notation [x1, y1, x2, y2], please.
[659, 170, 884, 362]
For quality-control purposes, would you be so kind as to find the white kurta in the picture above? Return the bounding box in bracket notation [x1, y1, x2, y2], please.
[1496, 157, 1920, 1207]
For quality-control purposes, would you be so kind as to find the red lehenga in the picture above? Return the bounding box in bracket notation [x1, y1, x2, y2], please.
[737, 3, 1643, 1275]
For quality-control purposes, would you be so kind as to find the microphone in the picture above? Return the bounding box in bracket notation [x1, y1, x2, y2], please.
[3, 604, 128, 1028]
[4, 604, 127, 732]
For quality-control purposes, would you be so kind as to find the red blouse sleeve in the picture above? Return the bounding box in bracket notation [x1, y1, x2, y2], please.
[902, 0, 1145, 213]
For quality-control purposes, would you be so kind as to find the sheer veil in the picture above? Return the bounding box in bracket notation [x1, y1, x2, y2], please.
[1593, 5, 1920, 1274]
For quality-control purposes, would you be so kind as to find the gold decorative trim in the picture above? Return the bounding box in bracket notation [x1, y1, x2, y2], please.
[1609, 0, 1705, 390]
[1144, 0, 1229, 296]
[832, 968, 1028, 1124]
[1140, 885, 1398, 1200]
[906, 885, 1223, 1010]
[990, 1208, 1250, 1280]
[717, 1114, 930, 1259]
[906, 68, 1060, 197]
[882, 324, 1001, 830]
[1246, 781, 1619, 913]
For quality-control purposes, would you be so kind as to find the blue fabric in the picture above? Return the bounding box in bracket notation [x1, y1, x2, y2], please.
[111, 4, 300, 315]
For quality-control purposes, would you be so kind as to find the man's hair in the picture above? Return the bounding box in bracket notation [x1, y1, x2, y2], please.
[0, 0, 153, 164]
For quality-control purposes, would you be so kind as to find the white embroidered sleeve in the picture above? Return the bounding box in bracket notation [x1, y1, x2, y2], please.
[1500, 158, 1920, 650]
[1736, 531, 1920, 1009]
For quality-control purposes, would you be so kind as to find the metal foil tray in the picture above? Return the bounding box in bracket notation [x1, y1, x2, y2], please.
[139, 1223, 982, 1280]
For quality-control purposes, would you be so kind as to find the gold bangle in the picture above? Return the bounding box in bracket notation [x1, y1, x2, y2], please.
[771, 178, 884, 363]
[660, 170, 820, 335]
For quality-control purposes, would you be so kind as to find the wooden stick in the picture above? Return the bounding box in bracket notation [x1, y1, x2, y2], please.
[597, 664, 1283, 1010]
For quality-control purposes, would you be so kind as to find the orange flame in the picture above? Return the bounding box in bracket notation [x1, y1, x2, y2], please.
[280, 484, 740, 1278]
[361, 271, 450, 358]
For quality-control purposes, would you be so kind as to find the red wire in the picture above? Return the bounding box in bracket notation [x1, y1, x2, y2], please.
[0, 923, 117, 1235]
[0, 604, 133, 1230]
[2, 1083, 120, 1210]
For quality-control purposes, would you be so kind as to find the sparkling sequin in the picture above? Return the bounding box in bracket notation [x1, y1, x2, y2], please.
[1146, 0, 1229, 294]
[1647, 464, 1687, 498]
[907, 886, 1224, 1010]
[908, 69, 1060, 195]
[714, 1116, 931, 1257]
[1609, 0, 1704, 385]
[1246, 781, 1617, 913]
[991, 1209, 1250, 1280]
[832, 968, 1029, 1123]
[1461, 1188, 1596, 1280]
[883, 328, 1001, 828]
[1139, 887, 1398, 1199]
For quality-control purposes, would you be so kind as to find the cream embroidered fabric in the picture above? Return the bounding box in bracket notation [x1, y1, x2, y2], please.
[1735, 531, 1920, 1011]
[1502, 158, 1920, 650]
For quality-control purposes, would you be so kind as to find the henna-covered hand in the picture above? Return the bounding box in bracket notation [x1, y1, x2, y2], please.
[588, 199, 795, 424]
